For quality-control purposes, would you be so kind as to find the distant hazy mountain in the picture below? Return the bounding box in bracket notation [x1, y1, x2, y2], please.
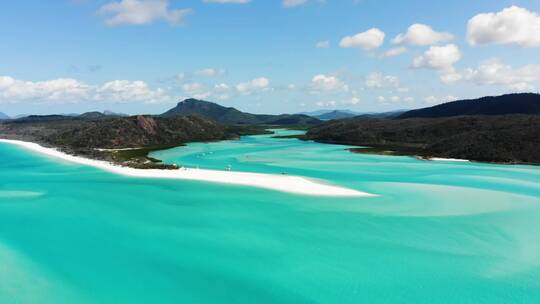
[301, 109, 359, 117]
[79, 111, 129, 120]
[301, 109, 406, 120]
[0, 112, 9, 120]
[104, 110, 128, 117]
[355, 110, 408, 119]
[400, 93, 540, 119]
[315, 110, 358, 120]
[79, 112, 108, 119]
[15, 115, 72, 122]
[162, 98, 321, 126]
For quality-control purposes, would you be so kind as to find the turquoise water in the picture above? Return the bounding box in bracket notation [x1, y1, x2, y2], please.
[1, 129, 540, 303]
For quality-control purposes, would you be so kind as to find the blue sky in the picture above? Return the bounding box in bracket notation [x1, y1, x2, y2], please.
[0, 0, 539, 116]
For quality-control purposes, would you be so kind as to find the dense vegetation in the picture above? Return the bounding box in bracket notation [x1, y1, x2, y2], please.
[0, 115, 261, 168]
[399, 93, 540, 118]
[3, 94, 540, 166]
[305, 115, 540, 165]
[162, 98, 321, 126]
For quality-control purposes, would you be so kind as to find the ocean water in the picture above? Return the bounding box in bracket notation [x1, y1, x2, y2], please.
[1, 129, 540, 303]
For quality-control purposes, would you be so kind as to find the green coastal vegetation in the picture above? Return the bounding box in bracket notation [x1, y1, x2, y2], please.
[1, 93, 539, 166]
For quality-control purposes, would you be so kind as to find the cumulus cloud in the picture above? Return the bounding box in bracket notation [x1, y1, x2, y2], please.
[393, 24, 454, 46]
[339, 28, 385, 50]
[467, 6, 540, 48]
[380, 47, 407, 58]
[424, 95, 459, 105]
[99, 0, 192, 26]
[365, 72, 400, 89]
[446, 59, 540, 91]
[235, 77, 271, 95]
[283, 0, 307, 8]
[403, 96, 415, 103]
[0, 76, 91, 103]
[194, 68, 226, 77]
[377, 94, 414, 106]
[316, 97, 359, 107]
[0, 76, 172, 104]
[179, 81, 234, 101]
[316, 40, 330, 48]
[412, 44, 461, 71]
[96, 80, 171, 103]
[311, 74, 349, 92]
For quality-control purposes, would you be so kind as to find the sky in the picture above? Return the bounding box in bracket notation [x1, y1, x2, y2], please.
[0, 0, 540, 116]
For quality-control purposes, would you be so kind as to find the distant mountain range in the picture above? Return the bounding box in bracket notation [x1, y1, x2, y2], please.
[0, 112, 9, 120]
[301, 109, 359, 117]
[162, 98, 321, 125]
[3, 93, 540, 165]
[301, 109, 407, 120]
[79, 111, 128, 120]
[314, 110, 359, 120]
[399, 93, 540, 119]
[304, 93, 540, 165]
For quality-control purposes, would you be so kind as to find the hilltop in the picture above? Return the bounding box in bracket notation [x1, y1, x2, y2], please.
[162, 98, 321, 126]
[399, 93, 540, 119]
[0, 115, 260, 168]
[305, 115, 540, 165]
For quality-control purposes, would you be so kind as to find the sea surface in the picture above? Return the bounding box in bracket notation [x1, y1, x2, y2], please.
[1, 129, 540, 303]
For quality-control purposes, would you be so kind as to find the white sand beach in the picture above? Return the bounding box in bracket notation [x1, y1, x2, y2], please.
[429, 157, 470, 162]
[0, 139, 374, 197]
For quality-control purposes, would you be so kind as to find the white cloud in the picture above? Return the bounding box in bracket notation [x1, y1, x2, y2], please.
[365, 72, 400, 89]
[194, 68, 226, 77]
[236, 77, 271, 95]
[0, 76, 91, 103]
[214, 83, 230, 92]
[339, 28, 385, 50]
[203, 0, 251, 3]
[311, 74, 349, 92]
[0, 76, 172, 104]
[380, 47, 407, 58]
[424, 96, 438, 104]
[424, 95, 459, 105]
[454, 59, 540, 91]
[95, 80, 171, 103]
[179, 82, 234, 100]
[376, 95, 408, 105]
[283, 0, 307, 8]
[467, 6, 540, 48]
[316, 97, 359, 107]
[393, 24, 454, 46]
[403, 97, 415, 103]
[316, 40, 330, 48]
[99, 0, 192, 26]
[182, 82, 206, 95]
[412, 44, 461, 71]
[316, 100, 336, 107]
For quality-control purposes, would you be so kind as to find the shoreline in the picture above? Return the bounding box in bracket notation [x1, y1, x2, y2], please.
[416, 156, 470, 163]
[0, 139, 374, 197]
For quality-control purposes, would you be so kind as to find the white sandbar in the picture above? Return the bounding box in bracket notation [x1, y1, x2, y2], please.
[0, 139, 374, 197]
[429, 157, 470, 162]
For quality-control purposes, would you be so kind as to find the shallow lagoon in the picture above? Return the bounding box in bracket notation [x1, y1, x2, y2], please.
[1, 130, 539, 303]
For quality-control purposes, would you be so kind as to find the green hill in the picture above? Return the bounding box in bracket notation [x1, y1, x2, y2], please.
[399, 93, 540, 119]
[162, 98, 321, 126]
